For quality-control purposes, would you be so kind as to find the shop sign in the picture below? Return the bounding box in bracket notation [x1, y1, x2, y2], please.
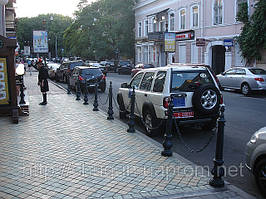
[164, 33, 176, 52]
[148, 32, 164, 41]
[196, 38, 206, 46]
[0, 58, 10, 105]
[224, 39, 233, 47]
[176, 30, 195, 41]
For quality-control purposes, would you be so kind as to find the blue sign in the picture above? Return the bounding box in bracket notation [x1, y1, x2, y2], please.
[224, 39, 233, 47]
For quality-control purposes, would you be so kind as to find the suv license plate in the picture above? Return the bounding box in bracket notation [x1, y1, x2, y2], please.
[173, 97, 185, 107]
[173, 112, 194, 118]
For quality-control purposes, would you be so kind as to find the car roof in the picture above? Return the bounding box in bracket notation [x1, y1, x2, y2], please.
[76, 66, 100, 69]
[139, 64, 209, 72]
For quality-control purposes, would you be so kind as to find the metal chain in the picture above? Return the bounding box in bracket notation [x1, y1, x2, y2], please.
[98, 95, 109, 105]
[134, 98, 164, 130]
[112, 95, 121, 110]
[173, 119, 216, 153]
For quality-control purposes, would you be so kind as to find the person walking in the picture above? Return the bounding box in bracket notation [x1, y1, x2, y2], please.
[27, 59, 32, 75]
[37, 60, 49, 105]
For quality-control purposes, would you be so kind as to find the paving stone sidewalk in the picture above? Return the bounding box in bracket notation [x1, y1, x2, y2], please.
[0, 72, 254, 199]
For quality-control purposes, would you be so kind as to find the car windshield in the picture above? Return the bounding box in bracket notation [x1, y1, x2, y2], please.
[249, 68, 266, 75]
[171, 70, 214, 92]
[82, 68, 102, 76]
[70, 61, 84, 69]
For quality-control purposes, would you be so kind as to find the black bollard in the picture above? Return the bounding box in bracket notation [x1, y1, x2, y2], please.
[93, 83, 99, 111]
[209, 104, 225, 188]
[83, 81, 89, 105]
[107, 81, 114, 120]
[67, 75, 71, 94]
[19, 76, 26, 104]
[76, 79, 81, 101]
[127, 86, 135, 133]
[161, 95, 173, 157]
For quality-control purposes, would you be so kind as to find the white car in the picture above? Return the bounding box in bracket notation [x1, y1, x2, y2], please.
[117, 63, 223, 136]
[246, 127, 266, 197]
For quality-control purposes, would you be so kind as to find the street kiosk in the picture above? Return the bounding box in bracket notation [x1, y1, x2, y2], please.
[0, 35, 19, 123]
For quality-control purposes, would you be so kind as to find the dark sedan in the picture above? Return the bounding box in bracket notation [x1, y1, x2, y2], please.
[69, 66, 106, 93]
[117, 65, 133, 75]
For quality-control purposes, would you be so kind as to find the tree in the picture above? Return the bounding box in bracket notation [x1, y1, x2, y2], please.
[63, 0, 136, 60]
[236, 0, 266, 64]
[16, 14, 72, 57]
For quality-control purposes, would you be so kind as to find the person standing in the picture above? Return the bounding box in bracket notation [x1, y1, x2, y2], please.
[37, 60, 49, 105]
[27, 59, 32, 75]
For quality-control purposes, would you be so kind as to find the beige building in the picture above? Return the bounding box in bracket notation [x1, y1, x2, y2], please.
[135, 0, 263, 74]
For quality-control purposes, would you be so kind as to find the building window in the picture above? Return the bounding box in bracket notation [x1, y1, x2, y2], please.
[143, 46, 148, 64]
[138, 22, 142, 37]
[191, 6, 199, 28]
[137, 47, 142, 62]
[144, 20, 148, 36]
[180, 9, 186, 30]
[169, 13, 175, 31]
[152, 17, 157, 32]
[213, 0, 223, 25]
[159, 21, 166, 32]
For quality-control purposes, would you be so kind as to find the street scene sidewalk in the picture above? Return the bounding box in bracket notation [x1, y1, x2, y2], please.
[0, 72, 254, 199]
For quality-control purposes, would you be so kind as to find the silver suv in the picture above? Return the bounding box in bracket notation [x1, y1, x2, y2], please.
[117, 63, 223, 136]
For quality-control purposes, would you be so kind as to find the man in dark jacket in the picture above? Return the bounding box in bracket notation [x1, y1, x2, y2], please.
[37, 60, 49, 105]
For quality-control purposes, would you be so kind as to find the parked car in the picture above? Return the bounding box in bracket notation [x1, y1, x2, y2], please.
[117, 63, 222, 136]
[55, 60, 84, 83]
[90, 62, 107, 75]
[131, 64, 155, 77]
[117, 65, 133, 75]
[47, 63, 60, 80]
[217, 67, 266, 95]
[69, 66, 106, 93]
[115, 60, 132, 73]
[245, 127, 266, 196]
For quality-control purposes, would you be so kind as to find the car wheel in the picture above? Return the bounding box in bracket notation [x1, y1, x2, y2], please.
[202, 119, 217, 131]
[241, 83, 251, 96]
[143, 109, 160, 137]
[117, 94, 127, 119]
[192, 84, 221, 115]
[254, 158, 266, 197]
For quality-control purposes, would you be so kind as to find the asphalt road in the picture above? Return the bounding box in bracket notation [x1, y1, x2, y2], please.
[54, 72, 266, 198]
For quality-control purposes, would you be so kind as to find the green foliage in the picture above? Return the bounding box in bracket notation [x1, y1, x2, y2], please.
[16, 14, 72, 57]
[64, 0, 136, 60]
[236, 0, 266, 64]
[236, 2, 248, 23]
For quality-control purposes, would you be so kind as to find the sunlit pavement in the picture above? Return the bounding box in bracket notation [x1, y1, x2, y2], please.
[0, 72, 254, 199]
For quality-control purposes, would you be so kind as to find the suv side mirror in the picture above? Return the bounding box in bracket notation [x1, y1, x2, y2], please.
[121, 82, 128, 88]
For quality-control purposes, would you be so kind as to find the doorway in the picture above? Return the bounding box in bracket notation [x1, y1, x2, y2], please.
[212, 45, 225, 74]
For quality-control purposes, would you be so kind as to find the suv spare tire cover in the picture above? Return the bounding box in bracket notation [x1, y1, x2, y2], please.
[192, 84, 221, 115]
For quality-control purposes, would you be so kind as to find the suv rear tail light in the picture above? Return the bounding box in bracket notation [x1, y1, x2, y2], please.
[78, 75, 84, 81]
[255, 78, 264, 82]
[163, 97, 170, 109]
[102, 75, 106, 80]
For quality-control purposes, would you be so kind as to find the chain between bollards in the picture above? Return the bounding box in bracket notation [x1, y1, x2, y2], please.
[93, 83, 99, 111]
[161, 95, 173, 157]
[209, 104, 225, 188]
[76, 79, 81, 101]
[127, 86, 135, 133]
[83, 81, 89, 105]
[107, 81, 114, 120]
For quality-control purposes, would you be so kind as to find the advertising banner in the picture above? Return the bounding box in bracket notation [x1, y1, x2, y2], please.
[33, 31, 48, 53]
[0, 58, 10, 105]
[164, 33, 176, 52]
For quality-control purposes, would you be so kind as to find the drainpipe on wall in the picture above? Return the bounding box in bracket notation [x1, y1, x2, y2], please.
[0, 5, 6, 36]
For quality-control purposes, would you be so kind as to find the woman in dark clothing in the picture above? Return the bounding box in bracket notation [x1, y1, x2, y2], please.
[37, 61, 49, 105]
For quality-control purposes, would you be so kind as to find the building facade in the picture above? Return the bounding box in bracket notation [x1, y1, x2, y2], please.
[135, 0, 259, 74]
